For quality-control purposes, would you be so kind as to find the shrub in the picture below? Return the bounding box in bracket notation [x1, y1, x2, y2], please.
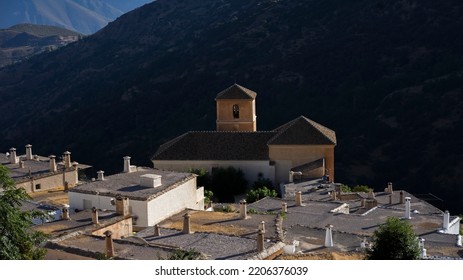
[246, 186, 277, 203]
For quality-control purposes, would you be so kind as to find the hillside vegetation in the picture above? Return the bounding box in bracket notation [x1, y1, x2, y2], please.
[0, 0, 462, 212]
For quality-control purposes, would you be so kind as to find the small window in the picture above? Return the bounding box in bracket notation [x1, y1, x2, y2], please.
[35, 184, 41, 190]
[232, 104, 239, 119]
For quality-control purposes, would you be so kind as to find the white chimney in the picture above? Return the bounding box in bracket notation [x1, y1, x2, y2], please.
[25, 144, 33, 160]
[404, 197, 411, 219]
[63, 151, 71, 168]
[443, 210, 450, 230]
[240, 199, 247, 220]
[324, 224, 334, 247]
[140, 174, 162, 188]
[19, 160, 25, 168]
[49, 155, 57, 172]
[9, 148, 18, 164]
[418, 237, 426, 259]
[97, 170, 105, 181]
[123, 156, 131, 173]
[457, 235, 462, 247]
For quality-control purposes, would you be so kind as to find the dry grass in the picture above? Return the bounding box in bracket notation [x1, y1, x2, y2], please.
[29, 187, 69, 206]
[160, 211, 251, 236]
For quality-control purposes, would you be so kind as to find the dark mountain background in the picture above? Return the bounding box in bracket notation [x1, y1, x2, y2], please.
[0, 0, 153, 34]
[0, 0, 462, 212]
[0, 24, 82, 67]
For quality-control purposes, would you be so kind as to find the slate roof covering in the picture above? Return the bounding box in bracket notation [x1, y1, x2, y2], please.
[152, 131, 276, 160]
[215, 83, 257, 100]
[69, 167, 195, 201]
[152, 116, 336, 161]
[1, 153, 77, 183]
[269, 116, 336, 145]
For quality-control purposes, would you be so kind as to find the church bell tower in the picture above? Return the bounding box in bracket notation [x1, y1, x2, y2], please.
[215, 84, 257, 131]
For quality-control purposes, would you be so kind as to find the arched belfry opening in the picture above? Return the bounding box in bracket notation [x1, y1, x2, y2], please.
[215, 84, 257, 131]
[233, 104, 240, 119]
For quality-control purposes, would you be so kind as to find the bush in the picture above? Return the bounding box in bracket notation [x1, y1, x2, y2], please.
[366, 217, 420, 260]
[246, 186, 277, 203]
[352, 185, 371, 193]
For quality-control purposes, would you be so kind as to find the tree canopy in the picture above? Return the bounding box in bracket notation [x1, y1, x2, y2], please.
[0, 165, 48, 259]
[366, 216, 420, 260]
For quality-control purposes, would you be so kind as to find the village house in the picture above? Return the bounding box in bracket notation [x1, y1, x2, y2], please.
[0, 144, 89, 193]
[68, 157, 204, 228]
[152, 84, 337, 186]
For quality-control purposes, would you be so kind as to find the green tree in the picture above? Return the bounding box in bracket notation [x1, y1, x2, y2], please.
[246, 187, 277, 203]
[366, 217, 420, 260]
[0, 166, 48, 259]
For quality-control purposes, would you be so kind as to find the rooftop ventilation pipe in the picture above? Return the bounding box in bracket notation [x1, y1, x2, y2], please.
[9, 148, 18, 164]
[25, 144, 33, 160]
[324, 224, 334, 247]
[404, 197, 411, 219]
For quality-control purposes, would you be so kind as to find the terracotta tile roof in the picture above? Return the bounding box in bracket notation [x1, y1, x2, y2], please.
[215, 83, 257, 100]
[268, 116, 336, 145]
[152, 131, 276, 161]
[152, 115, 336, 161]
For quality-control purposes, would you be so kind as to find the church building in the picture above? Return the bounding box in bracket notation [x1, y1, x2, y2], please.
[152, 84, 336, 186]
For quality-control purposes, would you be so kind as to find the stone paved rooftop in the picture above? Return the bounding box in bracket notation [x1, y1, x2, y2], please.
[69, 167, 195, 201]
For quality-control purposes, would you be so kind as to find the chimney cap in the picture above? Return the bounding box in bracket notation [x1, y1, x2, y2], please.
[49, 155, 56, 159]
[104, 230, 113, 237]
[63, 151, 71, 155]
[325, 224, 333, 229]
[25, 144, 32, 148]
[10, 147, 16, 151]
[124, 156, 131, 159]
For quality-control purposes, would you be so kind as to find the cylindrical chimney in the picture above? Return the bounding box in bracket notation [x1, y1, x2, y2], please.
[9, 148, 18, 164]
[104, 231, 115, 258]
[25, 144, 33, 160]
[389, 194, 392, 205]
[443, 210, 450, 230]
[405, 197, 411, 219]
[154, 224, 161, 236]
[457, 235, 462, 247]
[63, 151, 71, 168]
[92, 207, 99, 225]
[282, 202, 287, 213]
[295, 191, 302, 206]
[259, 221, 266, 233]
[257, 229, 265, 252]
[49, 155, 57, 172]
[240, 199, 247, 219]
[97, 170, 105, 181]
[324, 224, 334, 247]
[387, 182, 393, 194]
[183, 212, 192, 234]
[19, 160, 25, 168]
[123, 156, 131, 173]
[400, 191, 404, 204]
[61, 205, 70, 220]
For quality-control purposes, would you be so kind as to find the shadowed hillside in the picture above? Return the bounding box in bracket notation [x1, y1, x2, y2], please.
[0, 0, 462, 212]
